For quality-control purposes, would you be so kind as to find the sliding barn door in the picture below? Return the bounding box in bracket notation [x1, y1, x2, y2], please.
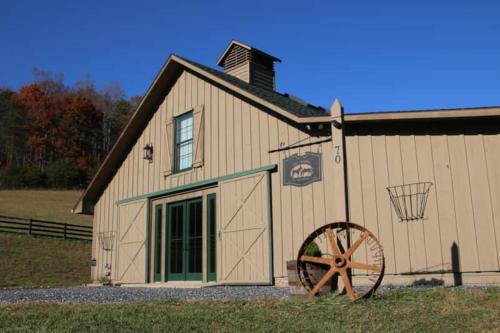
[117, 200, 148, 283]
[219, 172, 271, 284]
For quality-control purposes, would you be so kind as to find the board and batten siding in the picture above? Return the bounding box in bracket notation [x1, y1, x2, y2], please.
[345, 122, 500, 283]
[91, 68, 337, 282]
[226, 63, 250, 83]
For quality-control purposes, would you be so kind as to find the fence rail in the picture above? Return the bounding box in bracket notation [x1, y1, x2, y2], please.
[0, 215, 92, 241]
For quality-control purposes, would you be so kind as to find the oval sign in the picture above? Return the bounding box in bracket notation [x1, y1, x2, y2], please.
[283, 152, 322, 187]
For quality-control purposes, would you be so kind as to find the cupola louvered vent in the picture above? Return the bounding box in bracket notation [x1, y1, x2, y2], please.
[221, 46, 251, 71]
[217, 40, 281, 91]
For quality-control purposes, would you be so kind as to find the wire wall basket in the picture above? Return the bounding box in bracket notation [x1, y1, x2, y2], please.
[387, 182, 432, 222]
[98, 231, 115, 252]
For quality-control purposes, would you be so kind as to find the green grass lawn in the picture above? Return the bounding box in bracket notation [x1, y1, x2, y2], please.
[0, 288, 498, 332]
[0, 191, 498, 332]
[0, 189, 92, 226]
[0, 233, 91, 288]
[0, 190, 92, 288]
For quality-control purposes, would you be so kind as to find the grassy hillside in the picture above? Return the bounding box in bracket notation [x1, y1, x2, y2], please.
[0, 190, 92, 288]
[0, 233, 91, 288]
[0, 288, 499, 332]
[0, 190, 92, 226]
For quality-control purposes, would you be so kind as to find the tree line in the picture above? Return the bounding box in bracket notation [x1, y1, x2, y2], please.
[0, 69, 140, 189]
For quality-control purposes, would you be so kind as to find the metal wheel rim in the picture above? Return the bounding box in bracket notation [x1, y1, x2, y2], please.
[296, 222, 385, 301]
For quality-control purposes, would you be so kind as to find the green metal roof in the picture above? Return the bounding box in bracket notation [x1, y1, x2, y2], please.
[178, 56, 330, 118]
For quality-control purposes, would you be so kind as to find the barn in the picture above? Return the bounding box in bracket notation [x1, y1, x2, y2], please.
[74, 40, 500, 287]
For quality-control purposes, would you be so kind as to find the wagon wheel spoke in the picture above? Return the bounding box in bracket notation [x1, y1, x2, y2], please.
[344, 230, 369, 258]
[300, 256, 332, 266]
[325, 227, 341, 256]
[310, 268, 336, 296]
[297, 222, 385, 301]
[349, 261, 382, 272]
[339, 269, 355, 301]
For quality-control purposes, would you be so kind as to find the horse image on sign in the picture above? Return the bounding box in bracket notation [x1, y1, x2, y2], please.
[283, 152, 322, 187]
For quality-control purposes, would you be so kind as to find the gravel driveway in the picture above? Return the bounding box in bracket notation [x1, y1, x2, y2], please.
[0, 285, 488, 305]
[0, 286, 290, 304]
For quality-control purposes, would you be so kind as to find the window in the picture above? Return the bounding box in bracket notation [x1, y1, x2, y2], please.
[174, 112, 193, 172]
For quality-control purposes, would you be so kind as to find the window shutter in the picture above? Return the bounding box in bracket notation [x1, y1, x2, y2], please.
[192, 105, 205, 168]
[164, 119, 174, 177]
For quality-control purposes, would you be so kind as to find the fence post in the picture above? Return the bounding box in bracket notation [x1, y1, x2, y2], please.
[28, 218, 32, 235]
[64, 223, 67, 239]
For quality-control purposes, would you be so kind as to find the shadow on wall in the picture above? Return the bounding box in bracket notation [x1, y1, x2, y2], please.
[408, 241, 462, 287]
[451, 241, 462, 286]
[412, 278, 444, 287]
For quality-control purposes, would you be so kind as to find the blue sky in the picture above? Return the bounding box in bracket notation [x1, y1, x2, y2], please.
[1, 0, 499, 113]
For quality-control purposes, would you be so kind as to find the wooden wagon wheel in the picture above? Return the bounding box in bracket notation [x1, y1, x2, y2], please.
[296, 222, 385, 301]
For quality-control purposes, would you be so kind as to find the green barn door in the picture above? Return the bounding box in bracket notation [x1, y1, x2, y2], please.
[167, 202, 185, 281]
[166, 198, 202, 281]
[186, 198, 203, 280]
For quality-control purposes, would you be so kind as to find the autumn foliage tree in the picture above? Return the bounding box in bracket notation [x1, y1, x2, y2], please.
[0, 69, 137, 188]
[17, 83, 64, 169]
[0, 89, 27, 167]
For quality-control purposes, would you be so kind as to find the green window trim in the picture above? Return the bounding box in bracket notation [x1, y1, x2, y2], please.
[115, 164, 277, 206]
[207, 194, 216, 282]
[173, 111, 194, 173]
[166, 198, 203, 281]
[153, 204, 162, 282]
[166, 201, 184, 281]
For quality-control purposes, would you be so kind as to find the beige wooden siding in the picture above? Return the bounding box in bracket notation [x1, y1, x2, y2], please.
[116, 200, 148, 283]
[91, 68, 338, 282]
[226, 63, 250, 83]
[91, 65, 500, 284]
[346, 131, 500, 276]
[218, 172, 270, 283]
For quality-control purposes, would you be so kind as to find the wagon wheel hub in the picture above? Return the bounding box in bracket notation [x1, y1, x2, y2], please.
[296, 222, 385, 301]
[333, 256, 347, 268]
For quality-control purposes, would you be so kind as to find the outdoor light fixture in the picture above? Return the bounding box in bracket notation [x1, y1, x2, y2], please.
[143, 143, 153, 162]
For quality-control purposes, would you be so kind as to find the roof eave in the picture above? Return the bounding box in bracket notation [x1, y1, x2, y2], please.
[73, 55, 183, 215]
[174, 56, 327, 124]
[344, 106, 500, 123]
[72, 199, 83, 215]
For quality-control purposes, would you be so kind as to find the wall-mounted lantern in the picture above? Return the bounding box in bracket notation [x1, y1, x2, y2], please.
[143, 143, 153, 162]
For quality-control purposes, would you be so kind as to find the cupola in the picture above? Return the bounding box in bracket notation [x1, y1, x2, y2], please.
[217, 40, 281, 91]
